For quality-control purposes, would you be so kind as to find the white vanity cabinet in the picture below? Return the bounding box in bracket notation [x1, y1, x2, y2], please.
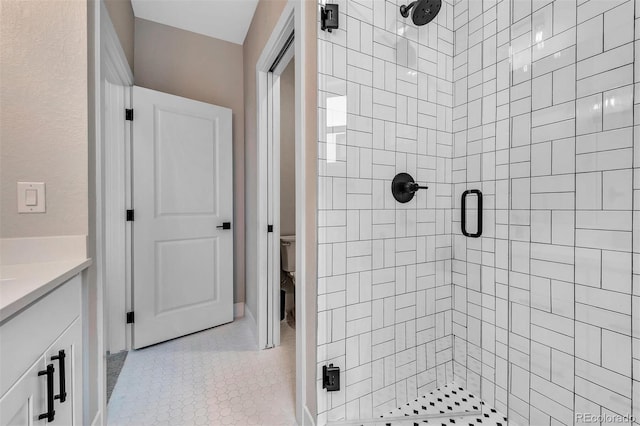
[0, 354, 47, 426]
[0, 274, 83, 426]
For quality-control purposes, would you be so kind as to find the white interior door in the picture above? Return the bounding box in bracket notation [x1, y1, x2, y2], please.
[132, 86, 233, 349]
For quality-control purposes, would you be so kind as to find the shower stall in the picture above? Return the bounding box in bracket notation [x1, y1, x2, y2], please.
[316, 0, 639, 424]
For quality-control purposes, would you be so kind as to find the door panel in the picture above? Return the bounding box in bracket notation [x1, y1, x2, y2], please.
[133, 86, 233, 348]
[155, 238, 218, 314]
[155, 109, 218, 216]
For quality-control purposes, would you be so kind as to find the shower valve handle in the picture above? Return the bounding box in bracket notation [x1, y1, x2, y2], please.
[405, 182, 428, 193]
[392, 172, 428, 203]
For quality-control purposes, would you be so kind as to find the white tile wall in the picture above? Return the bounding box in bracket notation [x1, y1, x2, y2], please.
[317, 0, 456, 422]
[318, 0, 639, 424]
[451, 0, 638, 425]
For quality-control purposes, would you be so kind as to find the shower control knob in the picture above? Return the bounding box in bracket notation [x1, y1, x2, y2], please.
[405, 182, 429, 193]
[392, 172, 428, 203]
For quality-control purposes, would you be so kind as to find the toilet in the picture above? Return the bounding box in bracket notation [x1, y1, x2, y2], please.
[280, 235, 296, 274]
[280, 236, 296, 326]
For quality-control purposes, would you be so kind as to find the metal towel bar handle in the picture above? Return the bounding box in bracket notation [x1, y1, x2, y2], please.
[461, 189, 482, 238]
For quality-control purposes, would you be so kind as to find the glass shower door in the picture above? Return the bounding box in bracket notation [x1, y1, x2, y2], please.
[506, 0, 637, 424]
[450, 0, 511, 423]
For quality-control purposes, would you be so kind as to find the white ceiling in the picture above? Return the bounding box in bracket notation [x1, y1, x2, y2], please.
[131, 0, 259, 45]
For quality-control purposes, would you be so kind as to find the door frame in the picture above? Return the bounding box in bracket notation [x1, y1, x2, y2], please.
[94, 3, 134, 424]
[258, 12, 294, 351]
[255, 1, 310, 423]
[266, 39, 295, 350]
[100, 3, 134, 355]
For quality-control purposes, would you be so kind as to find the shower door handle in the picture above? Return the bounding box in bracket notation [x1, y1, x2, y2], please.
[461, 189, 482, 238]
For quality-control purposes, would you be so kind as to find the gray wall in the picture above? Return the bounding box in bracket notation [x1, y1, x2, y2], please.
[0, 0, 88, 238]
[280, 59, 296, 237]
[134, 18, 246, 303]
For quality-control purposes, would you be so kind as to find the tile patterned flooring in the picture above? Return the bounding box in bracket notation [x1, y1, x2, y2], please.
[107, 317, 296, 426]
[107, 320, 506, 426]
[379, 384, 508, 425]
[106, 351, 128, 402]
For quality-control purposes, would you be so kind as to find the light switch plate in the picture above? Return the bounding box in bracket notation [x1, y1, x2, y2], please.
[17, 182, 46, 213]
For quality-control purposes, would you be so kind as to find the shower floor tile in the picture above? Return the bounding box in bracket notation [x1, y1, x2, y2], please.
[378, 383, 508, 425]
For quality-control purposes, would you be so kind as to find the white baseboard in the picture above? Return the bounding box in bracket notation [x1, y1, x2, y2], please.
[233, 302, 245, 318]
[304, 405, 316, 426]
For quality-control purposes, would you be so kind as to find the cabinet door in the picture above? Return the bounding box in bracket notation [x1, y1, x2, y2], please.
[45, 319, 82, 426]
[0, 356, 47, 426]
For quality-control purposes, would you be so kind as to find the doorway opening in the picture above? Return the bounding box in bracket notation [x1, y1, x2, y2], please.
[265, 35, 298, 413]
[278, 57, 296, 334]
[254, 2, 309, 423]
[99, 1, 311, 424]
[265, 31, 295, 349]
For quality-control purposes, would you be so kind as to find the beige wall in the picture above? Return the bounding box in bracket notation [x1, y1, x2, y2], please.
[0, 0, 88, 238]
[104, 0, 134, 70]
[134, 18, 246, 303]
[243, 0, 288, 323]
[280, 59, 296, 237]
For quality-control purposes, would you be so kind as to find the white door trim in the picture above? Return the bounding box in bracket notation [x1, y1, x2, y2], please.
[256, 1, 310, 423]
[101, 1, 133, 356]
[265, 48, 295, 349]
[256, 4, 295, 351]
[293, 2, 310, 421]
[95, 3, 133, 424]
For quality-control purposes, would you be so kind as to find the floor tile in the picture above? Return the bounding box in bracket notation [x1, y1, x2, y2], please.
[107, 317, 296, 426]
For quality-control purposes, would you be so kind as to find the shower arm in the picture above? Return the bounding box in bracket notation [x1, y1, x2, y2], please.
[400, 1, 417, 17]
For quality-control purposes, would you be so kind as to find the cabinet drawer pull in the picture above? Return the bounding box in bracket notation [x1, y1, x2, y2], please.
[51, 350, 67, 403]
[38, 364, 55, 422]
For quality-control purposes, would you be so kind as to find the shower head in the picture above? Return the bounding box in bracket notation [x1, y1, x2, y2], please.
[399, 0, 442, 26]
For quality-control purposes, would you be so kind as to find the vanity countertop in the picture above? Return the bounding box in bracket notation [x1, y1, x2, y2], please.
[0, 258, 91, 323]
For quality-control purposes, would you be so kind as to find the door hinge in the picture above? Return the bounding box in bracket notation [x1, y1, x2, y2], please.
[321, 4, 339, 32]
[267, 225, 273, 233]
[126, 311, 134, 324]
[126, 209, 134, 221]
[125, 109, 134, 121]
